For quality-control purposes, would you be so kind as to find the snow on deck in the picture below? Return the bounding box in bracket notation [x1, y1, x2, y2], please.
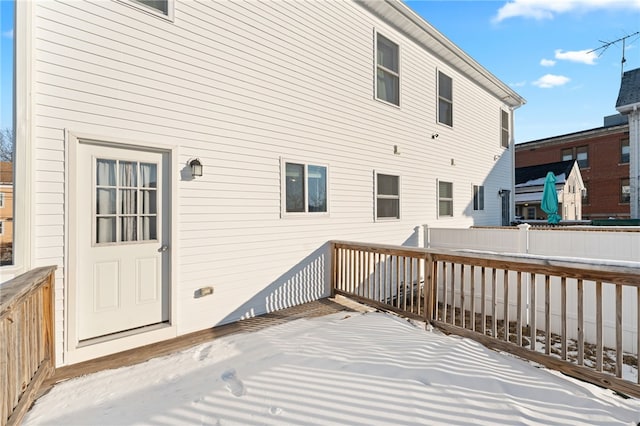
[24, 312, 640, 425]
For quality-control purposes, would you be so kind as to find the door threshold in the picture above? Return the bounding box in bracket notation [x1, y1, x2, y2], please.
[78, 322, 170, 348]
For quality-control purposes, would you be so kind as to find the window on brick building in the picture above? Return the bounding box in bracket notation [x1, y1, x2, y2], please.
[621, 178, 630, 204]
[621, 137, 629, 164]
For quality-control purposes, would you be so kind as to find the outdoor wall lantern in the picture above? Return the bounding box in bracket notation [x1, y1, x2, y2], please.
[189, 158, 203, 177]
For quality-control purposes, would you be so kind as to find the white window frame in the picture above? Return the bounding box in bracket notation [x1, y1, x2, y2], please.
[500, 109, 510, 148]
[2, 0, 32, 280]
[437, 70, 453, 127]
[374, 171, 401, 221]
[280, 158, 329, 217]
[473, 184, 484, 211]
[374, 30, 400, 107]
[119, 0, 175, 21]
[438, 180, 453, 218]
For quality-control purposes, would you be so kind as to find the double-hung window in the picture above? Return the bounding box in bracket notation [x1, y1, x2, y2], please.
[561, 148, 573, 161]
[576, 146, 589, 168]
[376, 33, 400, 106]
[438, 71, 453, 126]
[283, 161, 328, 215]
[621, 178, 630, 204]
[473, 185, 484, 211]
[375, 173, 400, 219]
[500, 110, 509, 148]
[621, 137, 630, 164]
[438, 181, 453, 217]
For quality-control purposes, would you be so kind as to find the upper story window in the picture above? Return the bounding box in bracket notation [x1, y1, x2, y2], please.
[375, 33, 400, 106]
[561, 146, 588, 168]
[125, 0, 174, 19]
[282, 161, 328, 215]
[500, 110, 509, 148]
[438, 181, 453, 217]
[0, 192, 4, 208]
[576, 146, 588, 168]
[621, 178, 630, 204]
[375, 173, 400, 219]
[473, 185, 484, 211]
[621, 137, 630, 164]
[438, 71, 453, 127]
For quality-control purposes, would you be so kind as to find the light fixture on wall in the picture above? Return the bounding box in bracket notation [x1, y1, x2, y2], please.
[189, 158, 203, 177]
[431, 133, 439, 139]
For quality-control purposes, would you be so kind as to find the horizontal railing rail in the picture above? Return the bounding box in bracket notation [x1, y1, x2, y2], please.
[1, 266, 56, 426]
[331, 241, 640, 399]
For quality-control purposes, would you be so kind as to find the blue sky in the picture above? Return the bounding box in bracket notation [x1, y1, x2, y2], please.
[405, 0, 640, 142]
[0, 1, 639, 143]
[1, 0, 13, 132]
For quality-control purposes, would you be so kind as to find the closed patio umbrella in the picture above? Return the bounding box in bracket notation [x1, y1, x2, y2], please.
[541, 171, 561, 224]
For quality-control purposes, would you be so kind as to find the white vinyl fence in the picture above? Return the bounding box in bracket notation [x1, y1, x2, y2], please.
[425, 225, 640, 353]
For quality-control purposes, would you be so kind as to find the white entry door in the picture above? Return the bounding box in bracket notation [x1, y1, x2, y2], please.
[77, 142, 170, 341]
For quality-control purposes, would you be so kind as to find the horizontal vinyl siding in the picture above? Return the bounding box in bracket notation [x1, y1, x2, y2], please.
[31, 0, 516, 362]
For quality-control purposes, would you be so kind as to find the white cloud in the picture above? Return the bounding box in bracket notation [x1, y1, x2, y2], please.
[2, 29, 13, 39]
[493, 0, 640, 23]
[532, 74, 571, 88]
[554, 49, 598, 65]
[540, 58, 556, 67]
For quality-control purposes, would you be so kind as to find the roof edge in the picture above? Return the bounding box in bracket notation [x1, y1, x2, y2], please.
[356, 0, 526, 109]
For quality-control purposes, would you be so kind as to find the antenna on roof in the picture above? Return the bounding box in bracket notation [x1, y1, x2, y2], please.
[588, 31, 640, 79]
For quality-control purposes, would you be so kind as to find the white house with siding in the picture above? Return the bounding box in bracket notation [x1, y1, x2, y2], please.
[6, 0, 525, 365]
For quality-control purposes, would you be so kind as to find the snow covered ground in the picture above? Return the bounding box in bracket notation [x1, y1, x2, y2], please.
[25, 311, 640, 425]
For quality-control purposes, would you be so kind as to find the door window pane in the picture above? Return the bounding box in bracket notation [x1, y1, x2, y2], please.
[120, 217, 137, 242]
[141, 217, 157, 240]
[96, 217, 116, 243]
[141, 190, 157, 215]
[96, 189, 116, 215]
[141, 163, 157, 188]
[97, 159, 116, 186]
[120, 189, 137, 215]
[119, 161, 137, 187]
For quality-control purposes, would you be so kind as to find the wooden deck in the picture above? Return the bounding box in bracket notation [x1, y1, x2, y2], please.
[38, 297, 359, 398]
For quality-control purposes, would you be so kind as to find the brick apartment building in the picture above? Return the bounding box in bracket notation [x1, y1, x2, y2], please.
[515, 115, 630, 220]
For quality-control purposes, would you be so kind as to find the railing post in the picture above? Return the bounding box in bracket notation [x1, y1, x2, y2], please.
[422, 224, 430, 248]
[330, 242, 336, 297]
[424, 253, 434, 322]
[517, 223, 530, 254]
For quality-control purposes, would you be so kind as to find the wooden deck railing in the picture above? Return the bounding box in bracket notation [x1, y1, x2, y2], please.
[331, 241, 640, 398]
[1, 266, 56, 426]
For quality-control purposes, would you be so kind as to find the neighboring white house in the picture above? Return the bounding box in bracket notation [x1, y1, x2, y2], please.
[6, 0, 524, 365]
[515, 160, 584, 221]
[616, 68, 640, 219]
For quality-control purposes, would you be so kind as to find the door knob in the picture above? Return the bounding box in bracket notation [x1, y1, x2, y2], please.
[158, 245, 169, 252]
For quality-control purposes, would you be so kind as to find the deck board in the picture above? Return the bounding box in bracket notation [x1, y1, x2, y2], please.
[39, 298, 356, 397]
